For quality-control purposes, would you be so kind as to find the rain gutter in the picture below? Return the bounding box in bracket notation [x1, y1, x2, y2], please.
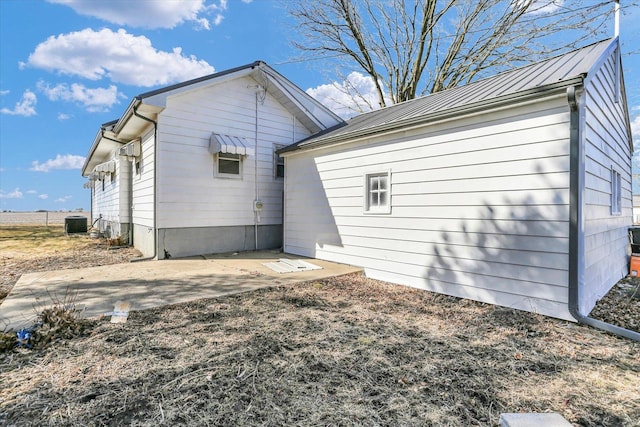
[566, 85, 640, 342]
[130, 104, 159, 262]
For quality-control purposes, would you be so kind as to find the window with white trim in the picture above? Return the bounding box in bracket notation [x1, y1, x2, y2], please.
[274, 144, 285, 179]
[217, 152, 242, 176]
[611, 167, 622, 215]
[365, 171, 391, 214]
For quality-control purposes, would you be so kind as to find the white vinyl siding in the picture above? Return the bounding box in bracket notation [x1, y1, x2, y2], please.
[131, 130, 155, 228]
[155, 76, 312, 229]
[284, 97, 574, 320]
[581, 48, 632, 315]
[90, 156, 129, 238]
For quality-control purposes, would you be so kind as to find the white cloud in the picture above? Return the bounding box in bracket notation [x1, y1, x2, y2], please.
[195, 17, 211, 30]
[213, 14, 224, 26]
[0, 90, 9, 95]
[58, 113, 72, 120]
[26, 190, 38, 195]
[632, 113, 640, 151]
[48, 0, 209, 29]
[517, 0, 563, 14]
[30, 154, 85, 172]
[55, 195, 72, 203]
[0, 90, 37, 116]
[38, 194, 49, 200]
[26, 28, 215, 87]
[38, 81, 121, 112]
[0, 188, 23, 199]
[632, 113, 640, 138]
[306, 72, 383, 119]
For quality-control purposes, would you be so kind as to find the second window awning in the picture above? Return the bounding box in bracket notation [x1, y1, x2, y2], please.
[94, 160, 116, 173]
[209, 133, 254, 156]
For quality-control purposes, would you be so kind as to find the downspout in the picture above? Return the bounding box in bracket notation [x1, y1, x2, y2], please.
[127, 158, 133, 246]
[130, 104, 158, 262]
[253, 84, 266, 251]
[255, 89, 259, 250]
[567, 85, 640, 341]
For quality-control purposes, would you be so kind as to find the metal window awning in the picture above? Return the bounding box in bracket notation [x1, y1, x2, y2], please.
[118, 139, 141, 158]
[209, 133, 254, 156]
[94, 160, 115, 173]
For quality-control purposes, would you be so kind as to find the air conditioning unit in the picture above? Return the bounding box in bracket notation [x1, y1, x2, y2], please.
[119, 139, 141, 158]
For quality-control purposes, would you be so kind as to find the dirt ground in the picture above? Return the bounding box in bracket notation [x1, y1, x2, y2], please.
[1, 226, 639, 426]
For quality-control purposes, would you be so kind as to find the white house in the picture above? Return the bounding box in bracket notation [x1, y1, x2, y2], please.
[82, 61, 343, 259]
[280, 38, 633, 321]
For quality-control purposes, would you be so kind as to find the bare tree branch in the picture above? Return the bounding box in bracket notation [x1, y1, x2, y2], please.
[288, 0, 628, 110]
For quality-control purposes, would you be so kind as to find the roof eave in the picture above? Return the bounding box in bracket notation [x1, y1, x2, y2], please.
[81, 119, 121, 176]
[282, 76, 585, 155]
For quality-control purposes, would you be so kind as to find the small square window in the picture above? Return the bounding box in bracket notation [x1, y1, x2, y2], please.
[365, 171, 391, 214]
[274, 145, 285, 179]
[611, 168, 622, 215]
[218, 153, 241, 175]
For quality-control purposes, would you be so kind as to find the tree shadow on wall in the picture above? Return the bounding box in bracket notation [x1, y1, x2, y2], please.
[424, 165, 572, 317]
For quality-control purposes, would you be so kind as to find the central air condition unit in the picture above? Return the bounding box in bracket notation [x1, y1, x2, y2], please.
[119, 139, 141, 158]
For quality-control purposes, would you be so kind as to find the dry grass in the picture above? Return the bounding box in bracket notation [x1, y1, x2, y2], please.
[0, 225, 638, 426]
[0, 225, 89, 257]
[0, 275, 638, 426]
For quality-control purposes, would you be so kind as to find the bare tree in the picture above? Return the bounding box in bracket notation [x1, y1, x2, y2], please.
[289, 0, 627, 111]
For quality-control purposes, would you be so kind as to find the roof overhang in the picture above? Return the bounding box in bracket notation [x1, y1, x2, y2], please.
[279, 77, 585, 156]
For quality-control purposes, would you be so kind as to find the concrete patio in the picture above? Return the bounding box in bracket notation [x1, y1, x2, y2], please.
[0, 250, 361, 331]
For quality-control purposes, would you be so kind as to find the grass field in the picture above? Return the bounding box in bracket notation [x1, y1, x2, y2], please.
[0, 225, 90, 257]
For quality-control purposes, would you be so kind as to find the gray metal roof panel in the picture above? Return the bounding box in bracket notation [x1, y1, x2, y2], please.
[287, 39, 612, 152]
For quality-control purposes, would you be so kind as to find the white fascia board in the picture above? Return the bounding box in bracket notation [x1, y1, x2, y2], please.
[261, 67, 343, 131]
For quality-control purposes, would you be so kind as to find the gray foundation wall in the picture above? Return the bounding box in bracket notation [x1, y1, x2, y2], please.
[158, 225, 282, 259]
[133, 224, 156, 258]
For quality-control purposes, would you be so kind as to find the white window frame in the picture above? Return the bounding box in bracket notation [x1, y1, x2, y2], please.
[215, 152, 243, 179]
[274, 144, 285, 179]
[364, 170, 391, 214]
[611, 167, 622, 215]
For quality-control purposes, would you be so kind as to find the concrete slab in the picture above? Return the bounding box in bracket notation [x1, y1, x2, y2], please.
[0, 250, 361, 331]
[500, 413, 572, 427]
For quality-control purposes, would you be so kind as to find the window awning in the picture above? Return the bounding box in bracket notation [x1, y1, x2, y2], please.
[209, 133, 254, 156]
[94, 160, 115, 173]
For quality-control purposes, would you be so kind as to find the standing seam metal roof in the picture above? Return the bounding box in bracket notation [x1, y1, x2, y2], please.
[286, 39, 613, 152]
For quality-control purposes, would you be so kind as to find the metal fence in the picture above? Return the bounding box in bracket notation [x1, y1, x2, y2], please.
[0, 211, 90, 226]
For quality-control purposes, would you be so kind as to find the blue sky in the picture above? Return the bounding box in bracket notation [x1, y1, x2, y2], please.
[1, 0, 639, 212]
